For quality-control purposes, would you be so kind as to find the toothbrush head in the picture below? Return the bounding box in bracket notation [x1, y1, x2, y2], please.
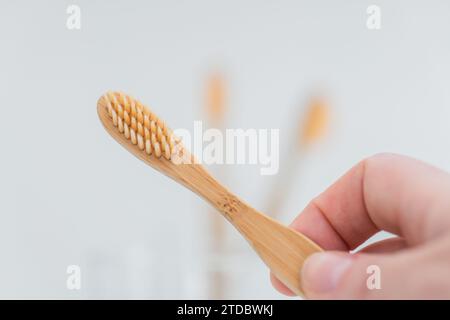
[97, 91, 177, 160]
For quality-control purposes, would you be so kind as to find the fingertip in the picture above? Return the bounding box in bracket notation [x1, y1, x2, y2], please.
[301, 252, 353, 299]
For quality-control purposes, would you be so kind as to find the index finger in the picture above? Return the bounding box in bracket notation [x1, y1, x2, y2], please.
[293, 153, 450, 251]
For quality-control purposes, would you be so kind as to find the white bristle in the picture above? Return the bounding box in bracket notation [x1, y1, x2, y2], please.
[130, 129, 137, 145]
[111, 109, 118, 126]
[124, 122, 130, 139]
[145, 139, 152, 155]
[137, 134, 144, 150]
[118, 116, 124, 133]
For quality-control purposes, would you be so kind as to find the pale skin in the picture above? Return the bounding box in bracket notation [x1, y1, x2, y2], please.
[271, 153, 450, 299]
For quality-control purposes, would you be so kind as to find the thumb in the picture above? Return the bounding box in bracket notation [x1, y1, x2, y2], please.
[300, 251, 415, 299]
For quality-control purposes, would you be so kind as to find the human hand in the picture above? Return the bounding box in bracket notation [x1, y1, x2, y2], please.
[271, 153, 450, 299]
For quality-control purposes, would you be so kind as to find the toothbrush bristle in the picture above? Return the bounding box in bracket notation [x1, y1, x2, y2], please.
[102, 91, 175, 160]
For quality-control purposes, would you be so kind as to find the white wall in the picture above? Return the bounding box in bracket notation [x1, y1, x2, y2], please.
[1, 0, 449, 298]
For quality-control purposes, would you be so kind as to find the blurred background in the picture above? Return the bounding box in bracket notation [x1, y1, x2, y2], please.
[1, 0, 450, 299]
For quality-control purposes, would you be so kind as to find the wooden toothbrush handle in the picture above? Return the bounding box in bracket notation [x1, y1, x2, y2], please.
[172, 164, 322, 296]
[198, 179, 322, 296]
[233, 205, 323, 296]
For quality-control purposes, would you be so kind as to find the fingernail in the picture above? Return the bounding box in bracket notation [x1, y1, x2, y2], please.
[301, 252, 353, 295]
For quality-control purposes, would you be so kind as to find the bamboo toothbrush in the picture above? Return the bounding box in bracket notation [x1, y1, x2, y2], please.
[97, 91, 323, 296]
[205, 71, 227, 298]
[266, 96, 329, 218]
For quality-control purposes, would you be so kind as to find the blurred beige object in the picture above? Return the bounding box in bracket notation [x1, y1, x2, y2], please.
[266, 95, 330, 218]
[206, 72, 226, 125]
[300, 97, 329, 146]
[205, 70, 227, 298]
